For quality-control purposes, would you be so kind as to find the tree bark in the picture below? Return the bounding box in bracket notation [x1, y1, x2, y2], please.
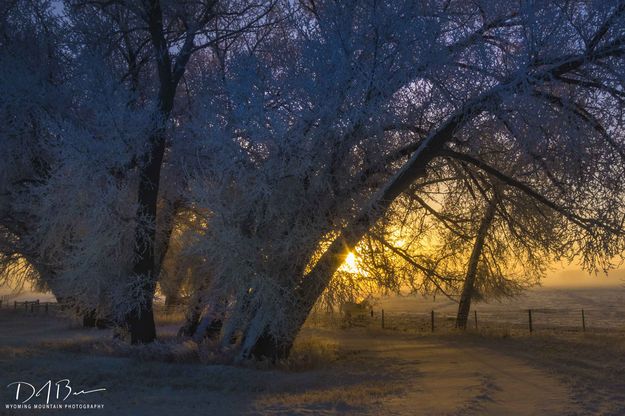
[456, 199, 497, 329]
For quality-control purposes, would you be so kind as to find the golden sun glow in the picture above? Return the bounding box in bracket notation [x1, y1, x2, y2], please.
[340, 252, 360, 274]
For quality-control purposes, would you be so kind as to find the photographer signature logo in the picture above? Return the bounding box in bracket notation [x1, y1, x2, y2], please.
[4, 379, 106, 411]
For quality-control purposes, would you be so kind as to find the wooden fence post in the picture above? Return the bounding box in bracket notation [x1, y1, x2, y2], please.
[581, 309, 586, 332]
[45, 303, 49, 314]
[431, 310, 435, 332]
[474, 310, 478, 329]
[528, 309, 533, 333]
[381, 309, 385, 329]
[14, 301, 17, 310]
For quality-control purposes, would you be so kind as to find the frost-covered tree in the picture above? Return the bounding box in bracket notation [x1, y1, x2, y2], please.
[0, 2, 146, 331]
[0, 0, 72, 297]
[65, 0, 283, 343]
[0, 0, 283, 342]
[179, 0, 625, 360]
[288, 0, 625, 360]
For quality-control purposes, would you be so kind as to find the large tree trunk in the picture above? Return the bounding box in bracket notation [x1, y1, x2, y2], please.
[127, 129, 168, 344]
[456, 199, 497, 329]
[125, 0, 181, 344]
[247, 106, 478, 360]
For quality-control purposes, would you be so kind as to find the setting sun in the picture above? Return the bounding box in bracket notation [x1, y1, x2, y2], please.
[340, 252, 360, 274]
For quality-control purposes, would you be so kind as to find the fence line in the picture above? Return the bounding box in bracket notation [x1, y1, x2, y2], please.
[1, 299, 61, 315]
[307, 306, 625, 334]
[2, 300, 624, 334]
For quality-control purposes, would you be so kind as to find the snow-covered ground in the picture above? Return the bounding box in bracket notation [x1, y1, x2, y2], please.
[2, 307, 623, 415]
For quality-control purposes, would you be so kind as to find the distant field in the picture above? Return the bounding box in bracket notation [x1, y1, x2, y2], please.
[381, 286, 625, 312]
[365, 287, 625, 332]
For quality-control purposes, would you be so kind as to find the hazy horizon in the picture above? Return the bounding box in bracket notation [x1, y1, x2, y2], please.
[542, 266, 624, 287]
[1, 265, 623, 303]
